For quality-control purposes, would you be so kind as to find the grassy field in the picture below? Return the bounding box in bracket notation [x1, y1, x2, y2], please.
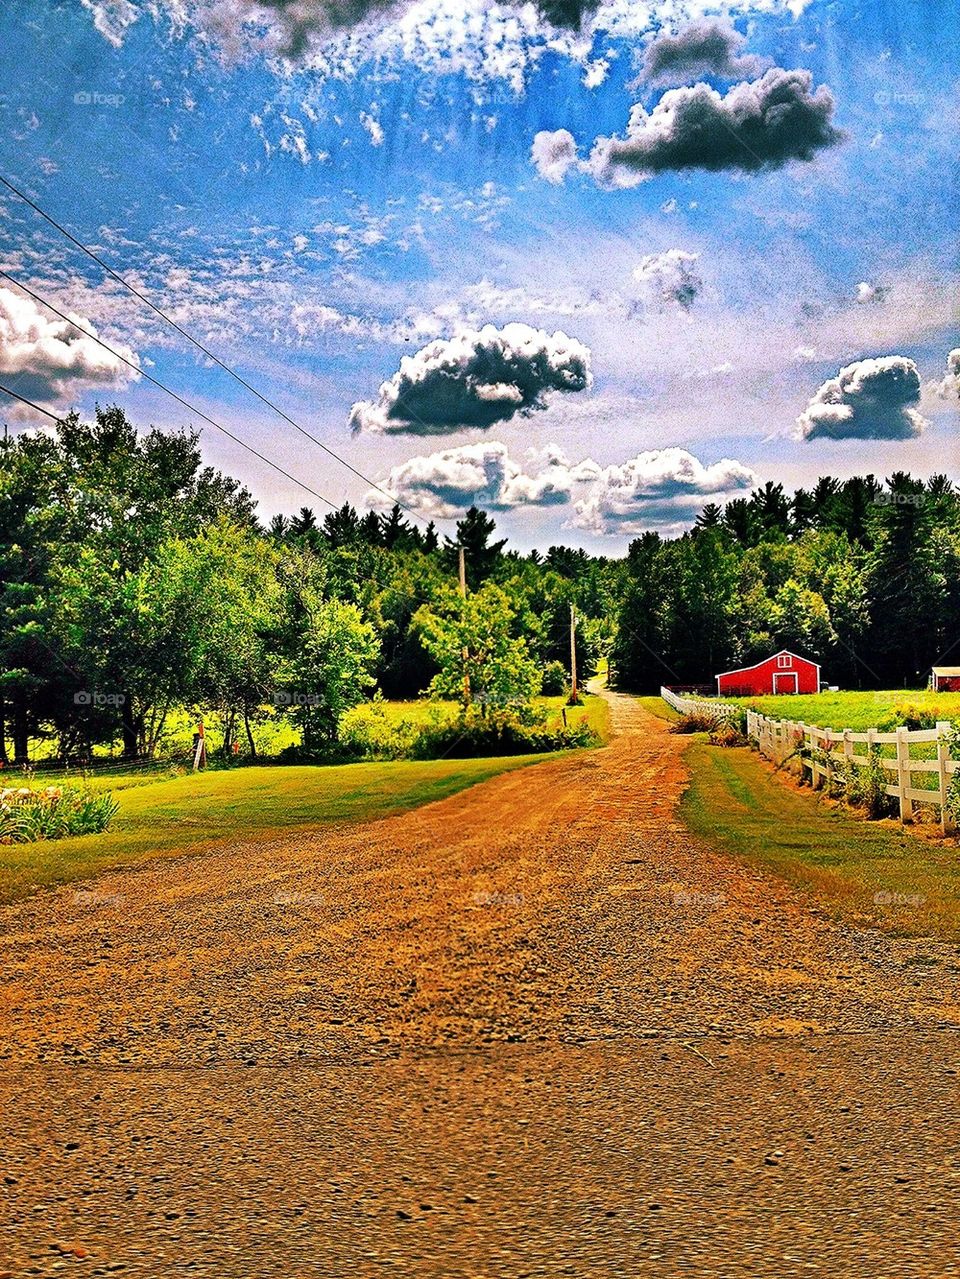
[0, 755, 556, 905]
[681, 740, 960, 942]
[728, 689, 960, 731]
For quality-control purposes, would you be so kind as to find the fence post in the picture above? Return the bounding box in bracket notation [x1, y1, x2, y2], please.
[895, 726, 912, 823]
[936, 722, 955, 836]
[810, 726, 822, 789]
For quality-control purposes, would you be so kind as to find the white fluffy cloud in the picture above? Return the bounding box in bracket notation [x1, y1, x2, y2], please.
[0, 286, 140, 414]
[795, 356, 928, 441]
[633, 249, 702, 311]
[531, 129, 580, 184]
[364, 440, 600, 517]
[934, 349, 960, 401]
[573, 447, 757, 534]
[349, 322, 592, 435]
[586, 67, 842, 187]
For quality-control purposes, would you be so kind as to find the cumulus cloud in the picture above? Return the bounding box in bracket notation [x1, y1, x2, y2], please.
[934, 348, 960, 401]
[349, 322, 592, 435]
[531, 129, 580, 184]
[0, 286, 140, 414]
[633, 249, 702, 311]
[587, 67, 843, 187]
[795, 356, 928, 441]
[638, 19, 766, 86]
[364, 440, 599, 518]
[573, 447, 757, 534]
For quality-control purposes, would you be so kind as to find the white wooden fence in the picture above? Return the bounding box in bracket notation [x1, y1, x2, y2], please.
[660, 686, 739, 720]
[660, 687, 958, 835]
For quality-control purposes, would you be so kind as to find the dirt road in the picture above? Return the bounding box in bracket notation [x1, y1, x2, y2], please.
[2, 692, 959, 1276]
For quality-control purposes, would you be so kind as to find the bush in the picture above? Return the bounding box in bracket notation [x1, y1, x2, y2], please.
[410, 708, 597, 759]
[0, 784, 119, 843]
[877, 701, 950, 731]
[827, 748, 893, 819]
[337, 701, 434, 760]
[671, 711, 720, 734]
[709, 721, 748, 748]
[541, 661, 569, 697]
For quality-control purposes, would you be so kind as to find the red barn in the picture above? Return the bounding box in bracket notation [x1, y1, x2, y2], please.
[931, 667, 960, 692]
[715, 650, 820, 697]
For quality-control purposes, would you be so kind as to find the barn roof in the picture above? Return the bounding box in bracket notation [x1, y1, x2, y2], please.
[714, 649, 821, 679]
[932, 667, 960, 677]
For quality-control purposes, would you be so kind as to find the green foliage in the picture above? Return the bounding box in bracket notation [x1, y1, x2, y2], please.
[337, 699, 444, 760]
[410, 707, 598, 759]
[0, 782, 118, 842]
[876, 701, 948, 731]
[414, 582, 541, 711]
[614, 472, 960, 694]
[540, 660, 569, 696]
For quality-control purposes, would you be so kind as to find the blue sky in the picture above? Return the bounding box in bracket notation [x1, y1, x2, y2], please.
[0, 0, 957, 550]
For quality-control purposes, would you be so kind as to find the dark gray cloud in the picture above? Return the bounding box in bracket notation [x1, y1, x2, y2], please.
[639, 20, 765, 86]
[350, 322, 592, 435]
[536, 0, 597, 29]
[588, 67, 843, 187]
[795, 356, 928, 441]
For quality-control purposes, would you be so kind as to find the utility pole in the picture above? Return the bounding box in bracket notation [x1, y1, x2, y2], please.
[569, 602, 578, 703]
[459, 544, 471, 708]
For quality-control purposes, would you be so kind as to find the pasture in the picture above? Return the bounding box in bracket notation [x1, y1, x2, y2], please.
[729, 689, 960, 731]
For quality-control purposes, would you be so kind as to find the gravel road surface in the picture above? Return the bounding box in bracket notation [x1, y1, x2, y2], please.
[2, 692, 959, 1276]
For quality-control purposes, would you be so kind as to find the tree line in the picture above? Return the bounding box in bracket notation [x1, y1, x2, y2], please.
[613, 475, 960, 692]
[0, 407, 622, 762]
[3, 407, 957, 762]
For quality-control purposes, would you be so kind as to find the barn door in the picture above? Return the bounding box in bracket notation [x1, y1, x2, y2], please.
[773, 672, 798, 694]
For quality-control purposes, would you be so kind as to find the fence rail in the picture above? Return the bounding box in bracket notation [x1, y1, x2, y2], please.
[659, 686, 739, 720]
[660, 688, 958, 835]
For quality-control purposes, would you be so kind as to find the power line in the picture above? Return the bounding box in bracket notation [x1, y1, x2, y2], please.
[0, 279, 339, 511]
[0, 382, 61, 422]
[0, 172, 435, 525]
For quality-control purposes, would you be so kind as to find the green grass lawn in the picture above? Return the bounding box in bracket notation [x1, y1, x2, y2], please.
[0, 755, 549, 905]
[681, 740, 960, 942]
[728, 689, 960, 731]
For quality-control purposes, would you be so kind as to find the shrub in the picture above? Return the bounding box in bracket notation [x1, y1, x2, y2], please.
[709, 721, 748, 748]
[410, 708, 597, 759]
[877, 701, 950, 731]
[541, 661, 569, 697]
[672, 711, 720, 734]
[337, 702, 432, 760]
[0, 784, 119, 843]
